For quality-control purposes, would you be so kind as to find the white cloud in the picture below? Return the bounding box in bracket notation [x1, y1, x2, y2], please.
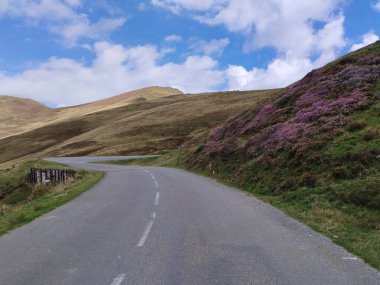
[152, 0, 346, 91]
[0, 0, 125, 45]
[64, 0, 82, 7]
[137, 2, 148, 11]
[53, 17, 126, 46]
[0, 42, 224, 107]
[151, 0, 226, 13]
[350, 32, 379, 52]
[153, 0, 344, 56]
[190, 38, 230, 56]
[164, 34, 182, 42]
[226, 53, 314, 90]
[372, 1, 380, 11]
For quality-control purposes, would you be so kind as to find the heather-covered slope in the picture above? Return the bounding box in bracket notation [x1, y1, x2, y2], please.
[190, 42, 380, 197]
[187, 42, 380, 268]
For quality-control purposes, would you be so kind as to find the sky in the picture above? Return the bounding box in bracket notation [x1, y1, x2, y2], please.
[0, 0, 379, 107]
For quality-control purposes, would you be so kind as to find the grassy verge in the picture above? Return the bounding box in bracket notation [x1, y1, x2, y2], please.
[96, 152, 180, 167]
[98, 151, 380, 270]
[0, 160, 103, 236]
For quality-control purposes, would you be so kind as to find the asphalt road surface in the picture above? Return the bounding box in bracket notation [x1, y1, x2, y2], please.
[0, 156, 379, 285]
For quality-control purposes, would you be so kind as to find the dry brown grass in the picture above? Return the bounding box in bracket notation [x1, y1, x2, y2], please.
[0, 87, 182, 140]
[0, 95, 54, 139]
[0, 88, 279, 168]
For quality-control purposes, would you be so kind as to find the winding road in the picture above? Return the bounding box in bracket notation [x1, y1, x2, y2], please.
[0, 156, 379, 285]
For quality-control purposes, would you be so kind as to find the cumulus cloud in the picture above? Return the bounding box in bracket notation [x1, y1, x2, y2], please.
[190, 38, 230, 56]
[0, 0, 125, 46]
[164, 34, 182, 42]
[153, 0, 343, 54]
[372, 1, 380, 11]
[151, 0, 225, 13]
[226, 53, 314, 90]
[52, 17, 126, 46]
[152, 0, 346, 90]
[0, 42, 224, 107]
[350, 32, 379, 51]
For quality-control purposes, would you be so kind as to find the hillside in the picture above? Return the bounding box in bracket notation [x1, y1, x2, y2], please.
[0, 86, 182, 139]
[54, 86, 183, 121]
[189, 41, 380, 199]
[76, 86, 182, 108]
[0, 96, 54, 139]
[0, 89, 278, 167]
[186, 42, 380, 267]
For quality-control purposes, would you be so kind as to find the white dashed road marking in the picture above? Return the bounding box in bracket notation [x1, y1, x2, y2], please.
[155, 192, 160, 206]
[110, 273, 126, 285]
[137, 212, 156, 247]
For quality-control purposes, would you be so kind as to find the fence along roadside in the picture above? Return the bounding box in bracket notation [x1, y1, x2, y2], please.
[29, 168, 76, 185]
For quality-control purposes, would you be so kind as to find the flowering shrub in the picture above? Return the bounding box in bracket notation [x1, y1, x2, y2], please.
[197, 48, 380, 160]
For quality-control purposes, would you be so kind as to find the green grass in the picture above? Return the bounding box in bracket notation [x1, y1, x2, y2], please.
[97, 156, 163, 166]
[325, 101, 380, 158]
[97, 150, 184, 167]
[98, 152, 380, 271]
[0, 160, 104, 236]
[254, 184, 380, 270]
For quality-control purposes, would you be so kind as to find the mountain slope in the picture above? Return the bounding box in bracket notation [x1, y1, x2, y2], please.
[0, 96, 54, 139]
[55, 86, 182, 118]
[0, 86, 182, 139]
[77, 86, 182, 108]
[0, 89, 278, 165]
[187, 42, 380, 268]
[189, 41, 380, 197]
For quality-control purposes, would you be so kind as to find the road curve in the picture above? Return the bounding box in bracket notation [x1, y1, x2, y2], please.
[0, 156, 379, 285]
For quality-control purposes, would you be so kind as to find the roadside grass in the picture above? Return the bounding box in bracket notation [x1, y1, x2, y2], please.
[97, 150, 182, 167]
[98, 151, 380, 270]
[0, 160, 103, 236]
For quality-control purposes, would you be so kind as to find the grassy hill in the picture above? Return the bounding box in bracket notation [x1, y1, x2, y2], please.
[0, 95, 54, 139]
[0, 89, 278, 167]
[188, 42, 380, 204]
[185, 41, 380, 268]
[0, 86, 182, 140]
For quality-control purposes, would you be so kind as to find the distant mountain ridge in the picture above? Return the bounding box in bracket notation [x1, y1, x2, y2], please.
[0, 95, 54, 139]
[0, 86, 182, 139]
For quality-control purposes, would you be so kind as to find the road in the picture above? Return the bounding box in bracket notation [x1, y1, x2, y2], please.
[0, 156, 379, 285]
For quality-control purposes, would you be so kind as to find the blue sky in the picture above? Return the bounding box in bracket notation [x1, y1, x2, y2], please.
[0, 0, 379, 107]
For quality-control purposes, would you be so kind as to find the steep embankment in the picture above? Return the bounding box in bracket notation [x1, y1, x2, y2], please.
[188, 42, 380, 268]
[190, 42, 380, 200]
